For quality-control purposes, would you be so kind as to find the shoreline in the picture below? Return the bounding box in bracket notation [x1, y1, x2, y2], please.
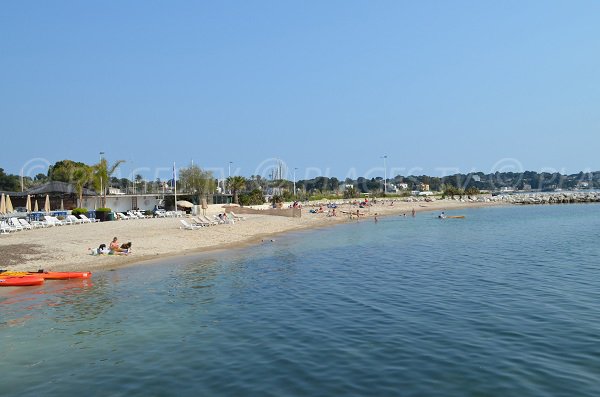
[1, 198, 505, 273]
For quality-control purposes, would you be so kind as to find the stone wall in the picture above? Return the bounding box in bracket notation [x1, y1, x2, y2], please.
[225, 207, 302, 218]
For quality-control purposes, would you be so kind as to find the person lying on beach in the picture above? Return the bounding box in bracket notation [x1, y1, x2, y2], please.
[89, 244, 110, 255]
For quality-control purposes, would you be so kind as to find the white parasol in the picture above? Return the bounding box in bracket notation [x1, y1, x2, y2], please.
[6, 195, 14, 213]
[44, 195, 51, 213]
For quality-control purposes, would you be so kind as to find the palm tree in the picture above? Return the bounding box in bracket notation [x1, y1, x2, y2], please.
[226, 176, 246, 204]
[93, 158, 125, 207]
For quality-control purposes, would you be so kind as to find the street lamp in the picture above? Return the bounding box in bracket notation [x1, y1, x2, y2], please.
[381, 155, 388, 195]
[293, 167, 298, 198]
[99, 152, 105, 207]
[227, 161, 233, 195]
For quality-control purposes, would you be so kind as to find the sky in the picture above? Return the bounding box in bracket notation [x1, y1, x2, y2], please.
[1, 1, 599, 182]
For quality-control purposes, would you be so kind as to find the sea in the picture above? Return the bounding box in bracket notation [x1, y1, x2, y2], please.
[1, 204, 600, 397]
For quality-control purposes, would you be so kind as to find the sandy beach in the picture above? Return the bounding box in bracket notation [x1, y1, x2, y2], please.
[0, 198, 503, 272]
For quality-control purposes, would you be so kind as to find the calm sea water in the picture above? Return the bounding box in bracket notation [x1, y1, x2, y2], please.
[2, 204, 600, 397]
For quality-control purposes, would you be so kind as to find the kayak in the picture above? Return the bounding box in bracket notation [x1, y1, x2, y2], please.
[0, 270, 92, 280]
[0, 275, 45, 287]
[446, 216, 465, 219]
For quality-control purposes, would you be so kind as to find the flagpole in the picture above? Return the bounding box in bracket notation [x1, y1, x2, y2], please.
[173, 162, 177, 213]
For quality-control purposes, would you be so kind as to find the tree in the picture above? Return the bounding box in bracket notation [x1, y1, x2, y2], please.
[238, 189, 265, 206]
[344, 186, 358, 199]
[0, 168, 20, 191]
[93, 158, 125, 207]
[226, 176, 247, 204]
[465, 187, 480, 196]
[48, 160, 95, 205]
[178, 164, 216, 201]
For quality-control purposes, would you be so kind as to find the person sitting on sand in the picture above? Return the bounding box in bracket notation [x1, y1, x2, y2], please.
[110, 237, 129, 254]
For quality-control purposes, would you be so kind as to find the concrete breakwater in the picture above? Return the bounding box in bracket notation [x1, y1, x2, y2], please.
[493, 192, 600, 205]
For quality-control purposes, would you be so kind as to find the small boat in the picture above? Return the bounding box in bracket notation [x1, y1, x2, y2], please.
[0, 270, 92, 280]
[0, 275, 45, 287]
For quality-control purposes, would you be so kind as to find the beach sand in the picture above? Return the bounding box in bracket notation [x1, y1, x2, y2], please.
[0, 198, 502, 272]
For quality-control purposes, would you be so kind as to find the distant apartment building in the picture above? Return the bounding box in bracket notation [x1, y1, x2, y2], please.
[419, 183, 430, 191]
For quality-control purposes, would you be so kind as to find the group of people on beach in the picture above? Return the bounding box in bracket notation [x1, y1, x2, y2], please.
[91, 237, 132, 256]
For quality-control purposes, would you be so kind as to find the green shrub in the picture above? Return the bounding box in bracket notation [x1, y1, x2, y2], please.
[71, 207, 88, 216]
[96, 207, 112, 212]
[238, 189, 265, 206]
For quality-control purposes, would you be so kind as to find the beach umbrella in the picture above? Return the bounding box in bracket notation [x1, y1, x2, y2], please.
[44, 195, 51, 213]
[0, 193, 5, 214]
[60, 198, 64, 210]
[6, 195, 14, 213]
[176, 200, 194, 208]
[34, 199, 39, 212]
[26, 195, 32, 213]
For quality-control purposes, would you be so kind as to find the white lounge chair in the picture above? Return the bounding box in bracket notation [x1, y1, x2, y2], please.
[18, 218, 36, 230]
[134, 210, 149, 218]
[198, 215, 218, 226]
[190, 217, 211, 227]
[79, 214, 99, 223]
[1, 220, 15, 233]
[116, 212, 130, 220]
[179, 219, 201, 230]
[229, 211, 246, 221]
[44, 215, 65, 226]
[25, 218, 46, 228]
[9, 218, 24, 231]
[127, 211, 140, 219]
[66, 215, 84, 225]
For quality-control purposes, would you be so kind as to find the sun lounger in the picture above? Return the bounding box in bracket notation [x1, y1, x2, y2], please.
[1, 220, 16, 233]
[190, 217, 212, 227]
[66, 215, 84, 225]
[79, 214, 99, 223]
[179, 219, 201, 230]
[229, 211, 246, 221]
[133, 210, 148, 219]
[126, 211, 138, 219]
[44, 215, 65, 226]
[9, 218, 24, 231]
[116, 212, 130, 220]
[18, 218, 37, 230]
[198, 215, 218, 226]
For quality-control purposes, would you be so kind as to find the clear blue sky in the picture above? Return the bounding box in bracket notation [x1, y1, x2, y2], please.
[2, 1, 599, 182]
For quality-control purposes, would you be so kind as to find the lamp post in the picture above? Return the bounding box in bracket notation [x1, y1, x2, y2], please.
[381, 155, 388, 195]
[227, 161, 233, 195]
[99, 152, 105, 207]
[293, 167, 298, 198]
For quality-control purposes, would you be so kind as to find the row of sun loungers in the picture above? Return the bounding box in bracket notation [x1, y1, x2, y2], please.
[179, 212, 246, 230]
[0, 214, 104, 233]
[117, 210, 184, 220]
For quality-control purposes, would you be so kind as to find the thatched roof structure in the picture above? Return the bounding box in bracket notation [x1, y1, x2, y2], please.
[25, 181, 97, 196]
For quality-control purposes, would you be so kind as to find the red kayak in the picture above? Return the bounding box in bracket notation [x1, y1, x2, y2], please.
[0, 275, 45, 287]
[0, 270, 92, 280]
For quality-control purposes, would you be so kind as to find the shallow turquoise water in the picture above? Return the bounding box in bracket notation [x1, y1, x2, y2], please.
[2, 204, 600, 396]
